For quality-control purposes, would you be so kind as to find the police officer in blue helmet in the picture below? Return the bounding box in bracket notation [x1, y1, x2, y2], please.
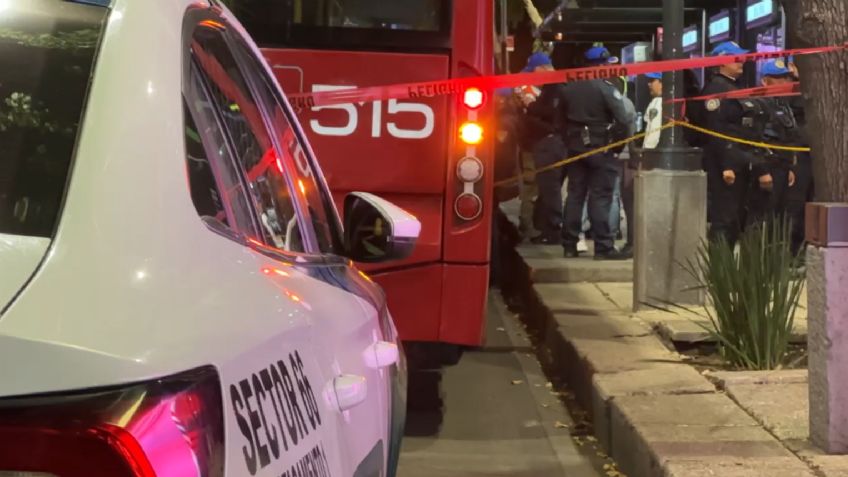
[697, 41, 773, 247]
[758, 59, 810, 255]
[557, 45, 633, 259]
[520, 52, 570, 244]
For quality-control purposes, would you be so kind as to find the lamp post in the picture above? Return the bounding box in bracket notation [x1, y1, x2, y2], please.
[632, 0, 707, 310]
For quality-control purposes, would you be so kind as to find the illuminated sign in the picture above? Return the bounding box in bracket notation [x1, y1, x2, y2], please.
[709, 11, 731, 43]
[746, 0, 777, 28]
[683, 26, 699, 52]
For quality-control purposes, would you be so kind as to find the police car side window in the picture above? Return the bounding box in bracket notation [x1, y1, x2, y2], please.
[190, 23, 306, 253]
[231, 42, 342, 255]
[182, 92, 257, 237]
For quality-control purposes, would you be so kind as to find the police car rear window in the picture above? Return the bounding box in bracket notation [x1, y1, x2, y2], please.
[0, 0, 108, 238]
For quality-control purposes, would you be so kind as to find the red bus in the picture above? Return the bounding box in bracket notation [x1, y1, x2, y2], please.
[227, 0, 496, 348]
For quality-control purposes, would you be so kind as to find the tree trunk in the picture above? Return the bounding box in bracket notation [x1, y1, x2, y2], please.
[782, 0, 848, 202]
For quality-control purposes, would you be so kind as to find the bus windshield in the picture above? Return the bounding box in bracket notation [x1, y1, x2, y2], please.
[225, 0, 452, 51]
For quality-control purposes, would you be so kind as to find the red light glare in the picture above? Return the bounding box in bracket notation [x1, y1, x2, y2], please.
[463, 88, 485, 109]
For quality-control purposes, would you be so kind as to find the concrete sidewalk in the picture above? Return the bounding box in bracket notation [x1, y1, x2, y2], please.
[506, 233, 848, 477]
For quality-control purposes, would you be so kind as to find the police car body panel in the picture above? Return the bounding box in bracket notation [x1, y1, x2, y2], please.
[0, 0, 413, 475]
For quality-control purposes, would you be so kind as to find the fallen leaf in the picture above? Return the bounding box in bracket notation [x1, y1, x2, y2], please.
[586, 436, 598, 443]
[496, 327, 506, 332]
[554, 421, 570, 429]
[545, 381, 553, 388]
[511, 379, 524, 385]
[542, 403, 550, 408]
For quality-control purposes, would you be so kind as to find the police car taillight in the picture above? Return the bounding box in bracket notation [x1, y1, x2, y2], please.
[0, 367, 223, 477]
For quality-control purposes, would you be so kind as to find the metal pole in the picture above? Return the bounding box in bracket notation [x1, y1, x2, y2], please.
[660, 0, 686, 147]
[500, 0, 509, 72]
[701, 9, 707, 86]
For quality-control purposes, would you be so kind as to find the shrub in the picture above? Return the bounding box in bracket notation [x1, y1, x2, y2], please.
[684, 217, 805, 370]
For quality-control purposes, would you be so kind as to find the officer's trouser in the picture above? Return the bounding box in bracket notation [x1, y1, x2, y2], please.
[786, 154, 813, 255]
[708, 166, 752, 248]
[562, 147, 619, 254]
[532, 134, 567, 238]
[518, 150, 538, 235]
[620, 160, 635, 247]
[746, 166, 791, 226]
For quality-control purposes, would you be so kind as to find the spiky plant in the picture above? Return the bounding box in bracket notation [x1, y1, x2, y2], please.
[684, 217, 805, 370]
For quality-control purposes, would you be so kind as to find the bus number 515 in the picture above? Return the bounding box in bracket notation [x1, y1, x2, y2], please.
[309, 84, 435, 139]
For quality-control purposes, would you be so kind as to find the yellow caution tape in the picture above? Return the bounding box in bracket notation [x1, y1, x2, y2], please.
[673, 121, 811, 153]
[495, 120, 810, 187]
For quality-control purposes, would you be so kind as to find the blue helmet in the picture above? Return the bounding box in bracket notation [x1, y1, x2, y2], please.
[645, 72, 662, 80]
[584, 46, 619, 64]
[710, 41, 749, 56]
[761, 59, 792, 77]
[525, 52, 553, 71]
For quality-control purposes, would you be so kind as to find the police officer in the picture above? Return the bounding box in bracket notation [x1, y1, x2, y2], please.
[700, 41, 772, 246]
[558, 46, 634, 260]
[751, 60, 802, 226]
[522, 53, 568, 244]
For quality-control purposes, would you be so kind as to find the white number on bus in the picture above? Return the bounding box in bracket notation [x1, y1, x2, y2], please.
[310, 84, 434, 139]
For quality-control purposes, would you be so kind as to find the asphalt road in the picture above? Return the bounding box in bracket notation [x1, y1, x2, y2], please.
[396, 293, 604, 477]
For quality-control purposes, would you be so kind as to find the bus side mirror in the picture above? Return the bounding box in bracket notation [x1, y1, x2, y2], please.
[343, 192, 420, 263]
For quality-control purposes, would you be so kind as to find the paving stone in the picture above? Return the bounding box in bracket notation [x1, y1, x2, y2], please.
[594, 282, 635, 310]
[663, 458, 816, 477]
[595, 366, 715, 400]
[724, 382, 809, 441]
[709, 369, 808, 387]
[533, 283, 622, 314]
[570, 335, 681, 375]
[525, 258, 634, 284]
[637, 303, 808, 344]
[808, 455, 848, 477]
[611, 394, 799, 477]
[592, 366, 715, 453]
[794, 439, 848, 476]
[553, 312, 651, 340]
[654, 318, 713, 343]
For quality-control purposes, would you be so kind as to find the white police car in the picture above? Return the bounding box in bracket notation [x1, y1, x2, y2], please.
[0, 1, 416, 476]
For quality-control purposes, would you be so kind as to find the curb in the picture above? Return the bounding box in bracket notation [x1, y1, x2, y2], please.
[505, 242, 820, 477]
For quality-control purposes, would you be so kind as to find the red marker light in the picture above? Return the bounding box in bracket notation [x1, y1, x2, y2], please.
[463, 88, 485, 109]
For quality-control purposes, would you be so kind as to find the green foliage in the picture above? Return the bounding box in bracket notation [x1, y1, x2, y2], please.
[684, 218, 805, 370]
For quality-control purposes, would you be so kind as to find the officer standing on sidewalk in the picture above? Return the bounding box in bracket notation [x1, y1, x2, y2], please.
[559, 46, 633, 260]
[700, 41, 772, 246]
[522, 53, 568, 244]
[753, 60, 803, 236]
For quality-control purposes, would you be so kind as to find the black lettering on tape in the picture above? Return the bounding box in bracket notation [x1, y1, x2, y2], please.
[408, 87, 418, 99]
[253, 373, 281, 462]
[231, 384, 258, 476]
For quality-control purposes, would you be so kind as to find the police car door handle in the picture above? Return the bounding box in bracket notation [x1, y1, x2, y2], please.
[328, 375, 368, 412]
[364, 341, 399, 369]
